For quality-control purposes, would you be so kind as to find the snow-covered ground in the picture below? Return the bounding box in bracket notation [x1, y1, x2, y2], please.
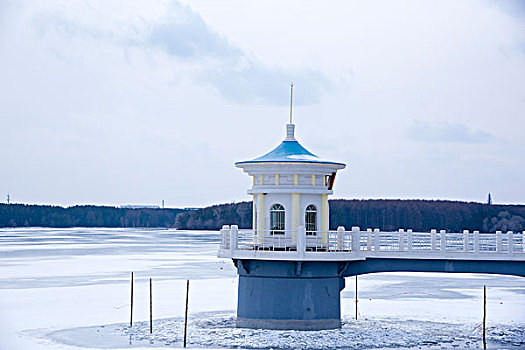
[0, 228, 523, 349]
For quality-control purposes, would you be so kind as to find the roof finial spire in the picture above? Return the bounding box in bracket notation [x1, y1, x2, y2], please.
[285, 83, 296, 141]
[289, 82, 294, 124]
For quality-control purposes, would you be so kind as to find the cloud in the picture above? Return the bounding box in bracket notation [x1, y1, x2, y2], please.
[146, 3, 241, 60]
[33, 0, 331, 105]
[144, 2, 331, 105]
[407, 121, 495, 144]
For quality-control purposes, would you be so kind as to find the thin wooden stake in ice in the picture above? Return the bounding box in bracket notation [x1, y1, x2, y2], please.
[483, 285, 486, 349]
[355, 275, 358, 320]
[149, 278, 153, 334]
[130, 272, 134, 327]
[184, 279, 190, 347]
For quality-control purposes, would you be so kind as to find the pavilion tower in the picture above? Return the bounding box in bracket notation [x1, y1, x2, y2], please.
[235, 122, 345, 249]
[220, 85, 348, 330]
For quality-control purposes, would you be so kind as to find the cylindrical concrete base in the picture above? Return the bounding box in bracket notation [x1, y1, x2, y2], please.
[237, 317, 341, 331]
[234, 260, 345, 330]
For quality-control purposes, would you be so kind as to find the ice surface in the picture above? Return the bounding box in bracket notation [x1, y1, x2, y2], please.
[44, 311, 525, 349]
[0, 228, 524, 349]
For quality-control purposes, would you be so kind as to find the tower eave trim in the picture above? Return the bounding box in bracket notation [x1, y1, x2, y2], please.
[235, 161, 347, 168]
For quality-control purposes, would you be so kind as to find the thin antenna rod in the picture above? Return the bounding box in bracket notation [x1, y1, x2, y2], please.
[289, 83, 294, 124]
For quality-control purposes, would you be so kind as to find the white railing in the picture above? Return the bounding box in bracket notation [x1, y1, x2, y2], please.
[218, 225, 525, 261]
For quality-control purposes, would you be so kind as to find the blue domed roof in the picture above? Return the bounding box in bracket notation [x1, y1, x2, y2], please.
[235, 139, 346, 167]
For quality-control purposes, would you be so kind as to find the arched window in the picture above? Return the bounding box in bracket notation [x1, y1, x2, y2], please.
[305, 204, 317, 236]
[270, 203, 285, 235]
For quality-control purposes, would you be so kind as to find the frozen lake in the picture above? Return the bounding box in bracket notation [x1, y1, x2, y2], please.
[0, 228, 523, 349]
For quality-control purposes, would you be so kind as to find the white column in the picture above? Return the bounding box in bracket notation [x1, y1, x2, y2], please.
[463, 230, 469, 252]
[256, 194, 265, 244]
[398, 229, 405, 251]
[221, 225, 230, 249]
[230, 225, 238, 255]
[337, 226, 345, 251]
[252, 194, 256, 230]
[291, 193, 301, 244]
[374, 228, 381, 252]
[351, 226, 360, 253]
[474, 231, 480, 254]
[321, 194, 329, 244]
[508, 231, 514, 255]
[431, 229, 437, 252]
[407, 229, 413, 252]
[496, 231, 502, 253]
[297, 225, 306, 259]
[440, 230, 447, 252]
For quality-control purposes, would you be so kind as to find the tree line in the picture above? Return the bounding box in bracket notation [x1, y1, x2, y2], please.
[0, 204, 183, 228]
[329, 199, 525, 232]
[1, 200, 524, 232]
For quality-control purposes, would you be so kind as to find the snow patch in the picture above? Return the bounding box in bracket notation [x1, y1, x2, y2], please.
[48, 311, 525, 349]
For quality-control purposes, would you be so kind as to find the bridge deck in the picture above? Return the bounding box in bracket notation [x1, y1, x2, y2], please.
[218, 226, 525, 262]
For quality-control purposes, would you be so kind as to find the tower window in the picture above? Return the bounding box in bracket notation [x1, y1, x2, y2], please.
[305, 204, 317, 236]
[270, 203, 285, 235]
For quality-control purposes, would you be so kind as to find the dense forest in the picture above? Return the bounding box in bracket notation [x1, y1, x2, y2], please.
[329, 199, 525, 232]
[174, 199, 525, 232]
[1, 200, 524, 232]
[174, 202, 252, 230]
[0, 204, 183, 228]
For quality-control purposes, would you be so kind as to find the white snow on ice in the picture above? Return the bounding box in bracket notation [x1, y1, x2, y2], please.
[47, 311, 525, 349]
[0, 228, 524, 349]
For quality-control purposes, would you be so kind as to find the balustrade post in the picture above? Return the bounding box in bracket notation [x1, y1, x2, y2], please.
[336, 226, 345, 252]
[374, 228, 381, 252]
[366, 228, 372, 251]
[440, 230, 447, 252]
[297, 226, 306, 259]
[474, 231, 480, 254]
[221, 225, 230, 249]
[523, 231, 525, 253]
[431, 229, 437, 252]
[508, 231, 514, 255]
[398, 229, 405, 251]
[351, 226, 360, 253]
[496, 231, 502, 253]
[230, 225, 238, 255]
[407, 229, 413, 252]
[463, 230, 469, 252]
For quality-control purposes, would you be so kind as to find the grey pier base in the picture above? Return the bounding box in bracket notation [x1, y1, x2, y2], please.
[234, 260, 345, 331]
[232, 257, 525, 330]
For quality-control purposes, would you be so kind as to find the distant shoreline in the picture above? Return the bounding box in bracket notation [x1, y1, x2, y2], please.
[1, 200, 524, 232]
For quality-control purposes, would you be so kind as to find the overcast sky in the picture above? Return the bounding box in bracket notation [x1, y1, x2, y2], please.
[1, 0, 524, 207]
